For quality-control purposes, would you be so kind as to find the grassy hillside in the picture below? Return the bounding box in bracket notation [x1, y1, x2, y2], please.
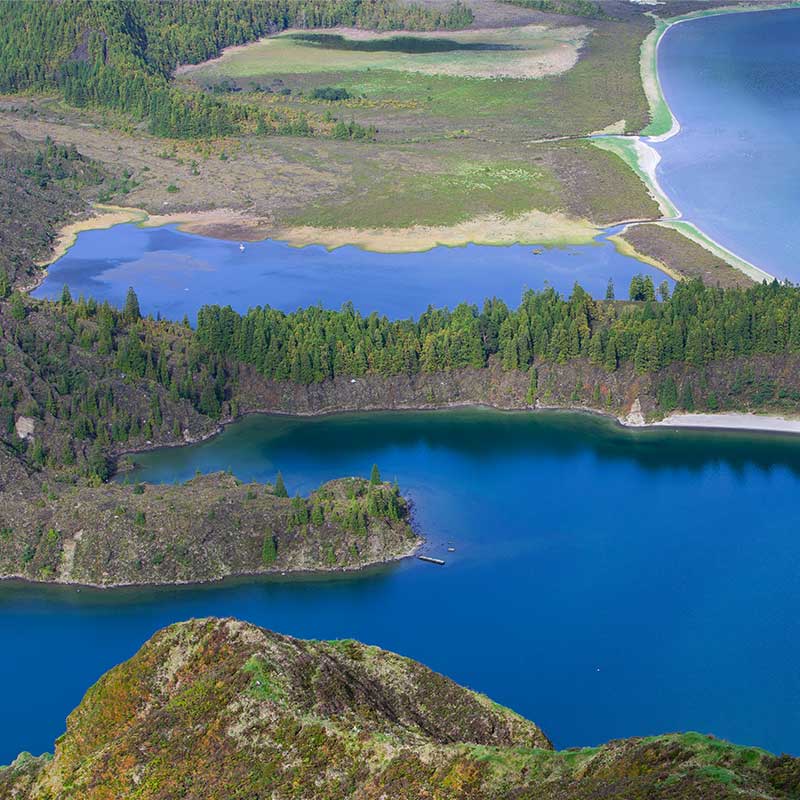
[2, 618, 797, 799]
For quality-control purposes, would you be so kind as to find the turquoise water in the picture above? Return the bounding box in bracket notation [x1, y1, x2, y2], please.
[654, 8, 800, 281]
[32, 224, 669, 322]
[3, 409, 800, 762]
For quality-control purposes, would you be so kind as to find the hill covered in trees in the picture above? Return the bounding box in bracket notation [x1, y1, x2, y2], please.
[4, 277, 800, 484]
[2, 617, 797, 799]
[0, 0, 473, 139]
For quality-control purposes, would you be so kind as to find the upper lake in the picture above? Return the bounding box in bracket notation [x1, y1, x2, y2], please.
[2, 409, 800, 763]
[33, 224, 670, 321]
[654, 7, 800, 281]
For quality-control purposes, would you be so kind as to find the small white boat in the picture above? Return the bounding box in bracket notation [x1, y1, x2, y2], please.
[239, 243, 246, 252]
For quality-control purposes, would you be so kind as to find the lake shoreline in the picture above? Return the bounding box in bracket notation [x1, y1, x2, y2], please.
[590, 3, 800, 286]
[0, 536, 423, 591]
[117, 396, 800, 476]
[36, 203, 602, 268]
[641, 2, 800, 140]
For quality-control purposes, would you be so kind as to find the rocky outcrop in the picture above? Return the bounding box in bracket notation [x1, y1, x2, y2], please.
[230, 353, 800, 428]
[1, 618, 797, 799]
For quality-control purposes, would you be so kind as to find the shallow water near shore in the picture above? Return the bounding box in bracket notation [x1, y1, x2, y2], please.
[3, 408, 800, 762]
[653, 7, 800, 281]
[32, 223, 670, 321]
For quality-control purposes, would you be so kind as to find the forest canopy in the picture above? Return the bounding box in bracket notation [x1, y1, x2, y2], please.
[0, 0, 473, 138]
[194, 278, 800, 383]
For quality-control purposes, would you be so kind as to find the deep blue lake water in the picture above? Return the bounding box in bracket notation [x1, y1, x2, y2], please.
[654, 8, 800, 281]
[3, 409, 800, 763]
[32, 224, 670, 321]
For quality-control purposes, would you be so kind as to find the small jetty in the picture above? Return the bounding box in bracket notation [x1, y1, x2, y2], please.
[418, 556, 445, 566]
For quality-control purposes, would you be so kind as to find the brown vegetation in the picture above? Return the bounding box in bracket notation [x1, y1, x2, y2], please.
[1, 617, 797, 799]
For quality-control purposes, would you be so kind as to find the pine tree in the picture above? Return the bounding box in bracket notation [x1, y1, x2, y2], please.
[681, 382, 695, 412]
[370, 463, 381, 485]
[10, 292, 25, 321]
[605, 278, 615, 301]
[526, 367, 538, 404]
[261, 532, 277, 565]
[274, 471, 288, 497]
[123, 287, 141, 323]
[61, 285, 72, 305]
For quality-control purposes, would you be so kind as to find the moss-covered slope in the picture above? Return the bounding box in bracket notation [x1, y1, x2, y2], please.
[1, 618, 798, 799]
[0, 468, 418, 586]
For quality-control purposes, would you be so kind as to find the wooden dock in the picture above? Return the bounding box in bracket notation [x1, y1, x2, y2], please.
[418, 556, 445, 566]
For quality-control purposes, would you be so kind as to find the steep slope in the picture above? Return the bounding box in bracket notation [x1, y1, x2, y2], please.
[2, 618, 798, 799]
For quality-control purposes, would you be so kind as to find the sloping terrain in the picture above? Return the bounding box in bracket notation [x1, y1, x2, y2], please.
[2, 617, 798, 799]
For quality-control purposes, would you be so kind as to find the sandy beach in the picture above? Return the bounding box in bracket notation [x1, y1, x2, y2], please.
[648, 412, 800, 435]
[36, 205, 149, 267]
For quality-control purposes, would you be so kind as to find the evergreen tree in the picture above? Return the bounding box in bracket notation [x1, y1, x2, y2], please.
[605, 278, 615, 301]
[370, 463, 381, 485]
[261, 532, 277, 565]
[681, 382, 695, 412]
[274, 471, 288, 498]
[10, 292, 25, 321]
[123, 287, 141, 323]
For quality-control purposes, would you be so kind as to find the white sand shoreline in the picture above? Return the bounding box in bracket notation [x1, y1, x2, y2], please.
[596, 5, 796, 285]
[626, 412, 800, 436]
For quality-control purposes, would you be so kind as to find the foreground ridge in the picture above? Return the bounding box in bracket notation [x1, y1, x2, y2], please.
[2, 618, 798, 799]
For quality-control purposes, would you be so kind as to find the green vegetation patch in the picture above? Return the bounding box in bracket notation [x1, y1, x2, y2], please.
[243, 654, 285, 703]
[185, 24, 589, 83]
[289, 32, 517, 54]
[499, 0, 606, 17]
[294, 159, 561, 228]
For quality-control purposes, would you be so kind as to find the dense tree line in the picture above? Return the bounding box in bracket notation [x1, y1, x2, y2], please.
[0, 0, 472, 139]
[195, 278, 800, 382]
[5, 277, 800, 478]
[498, 0, 605, 18]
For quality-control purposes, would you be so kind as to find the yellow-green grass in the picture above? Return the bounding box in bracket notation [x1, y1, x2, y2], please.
[288, 139, 661, 235]
[293, 159, 563, 229]
[181, 25, 588, 82]
[639, 16, 671, 137]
